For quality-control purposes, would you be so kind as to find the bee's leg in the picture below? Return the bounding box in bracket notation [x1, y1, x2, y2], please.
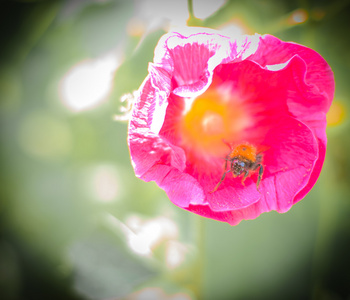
[256, 164, 263, 189]
[223, 156, 228, 171]
[210, 169, 231, 193]
[241, 170, 249, 186]
[210, 157, 230, 193]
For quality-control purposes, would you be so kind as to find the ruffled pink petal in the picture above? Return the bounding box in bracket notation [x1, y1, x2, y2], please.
[261, 118, 318, 212]
[293, 118, 326, 204]
[153, 32, 230, 97]
[141, 164, 205, 208]
[247, 37, 332, 205]
[153, 30, 260, 98]
[248, 34, 334, 112]
[128, 71, 185, 178]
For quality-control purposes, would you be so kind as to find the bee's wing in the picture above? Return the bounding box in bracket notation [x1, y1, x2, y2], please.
[257, 144, 270, 154]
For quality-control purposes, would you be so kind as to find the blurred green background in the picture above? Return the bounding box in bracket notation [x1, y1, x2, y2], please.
[0, 0, 349, 299]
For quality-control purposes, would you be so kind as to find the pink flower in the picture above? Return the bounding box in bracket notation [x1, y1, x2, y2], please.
[128, 28, 334, 225]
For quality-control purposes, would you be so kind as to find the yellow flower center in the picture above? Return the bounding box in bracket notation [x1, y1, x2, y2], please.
[180, 87, 250, 156]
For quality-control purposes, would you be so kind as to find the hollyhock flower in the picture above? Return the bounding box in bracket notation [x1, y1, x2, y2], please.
[128, 28, 334, 225]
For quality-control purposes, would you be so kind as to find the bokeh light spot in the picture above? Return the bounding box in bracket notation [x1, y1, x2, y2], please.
[311, 8, 326, 21]
[220, 23, 245, 37]
[127, 18, 146, 37]
[127, 287, 192, 300]
[327, 101, 347, 127]
[125, 215, 178, 257]
[85, 164, 121, 203]
[59, 53, 120, 112]
[134, 0, 188, 28]
[166, 240, 188, 270]
[288, 9, 308, 25]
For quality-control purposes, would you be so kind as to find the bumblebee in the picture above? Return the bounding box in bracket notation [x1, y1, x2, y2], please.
[210, 142, 264, 193]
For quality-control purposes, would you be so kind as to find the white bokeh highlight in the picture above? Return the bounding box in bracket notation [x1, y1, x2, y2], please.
[60, 52, 120, 112]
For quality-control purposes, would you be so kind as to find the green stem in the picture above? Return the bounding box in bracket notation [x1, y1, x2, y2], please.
[187, 0, 203, 26]
[187, 0, 195, 19]
[193, 215, 206, 298]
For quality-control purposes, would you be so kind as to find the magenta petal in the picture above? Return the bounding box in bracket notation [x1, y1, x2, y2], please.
[153, 32, 230, 97]
[128, 29, 334, 225]
[249, 34, 334, 111]
[129, 75, 186, 178]
[261, 117, 318, 211]
[142, 164, 205, 208]
[293, 119, 327, 204]
[153, 30, 260, 98]
[184, 117, 318, 225]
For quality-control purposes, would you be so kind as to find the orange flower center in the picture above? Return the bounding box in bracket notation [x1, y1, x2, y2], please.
[180, 87, 250, 156]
